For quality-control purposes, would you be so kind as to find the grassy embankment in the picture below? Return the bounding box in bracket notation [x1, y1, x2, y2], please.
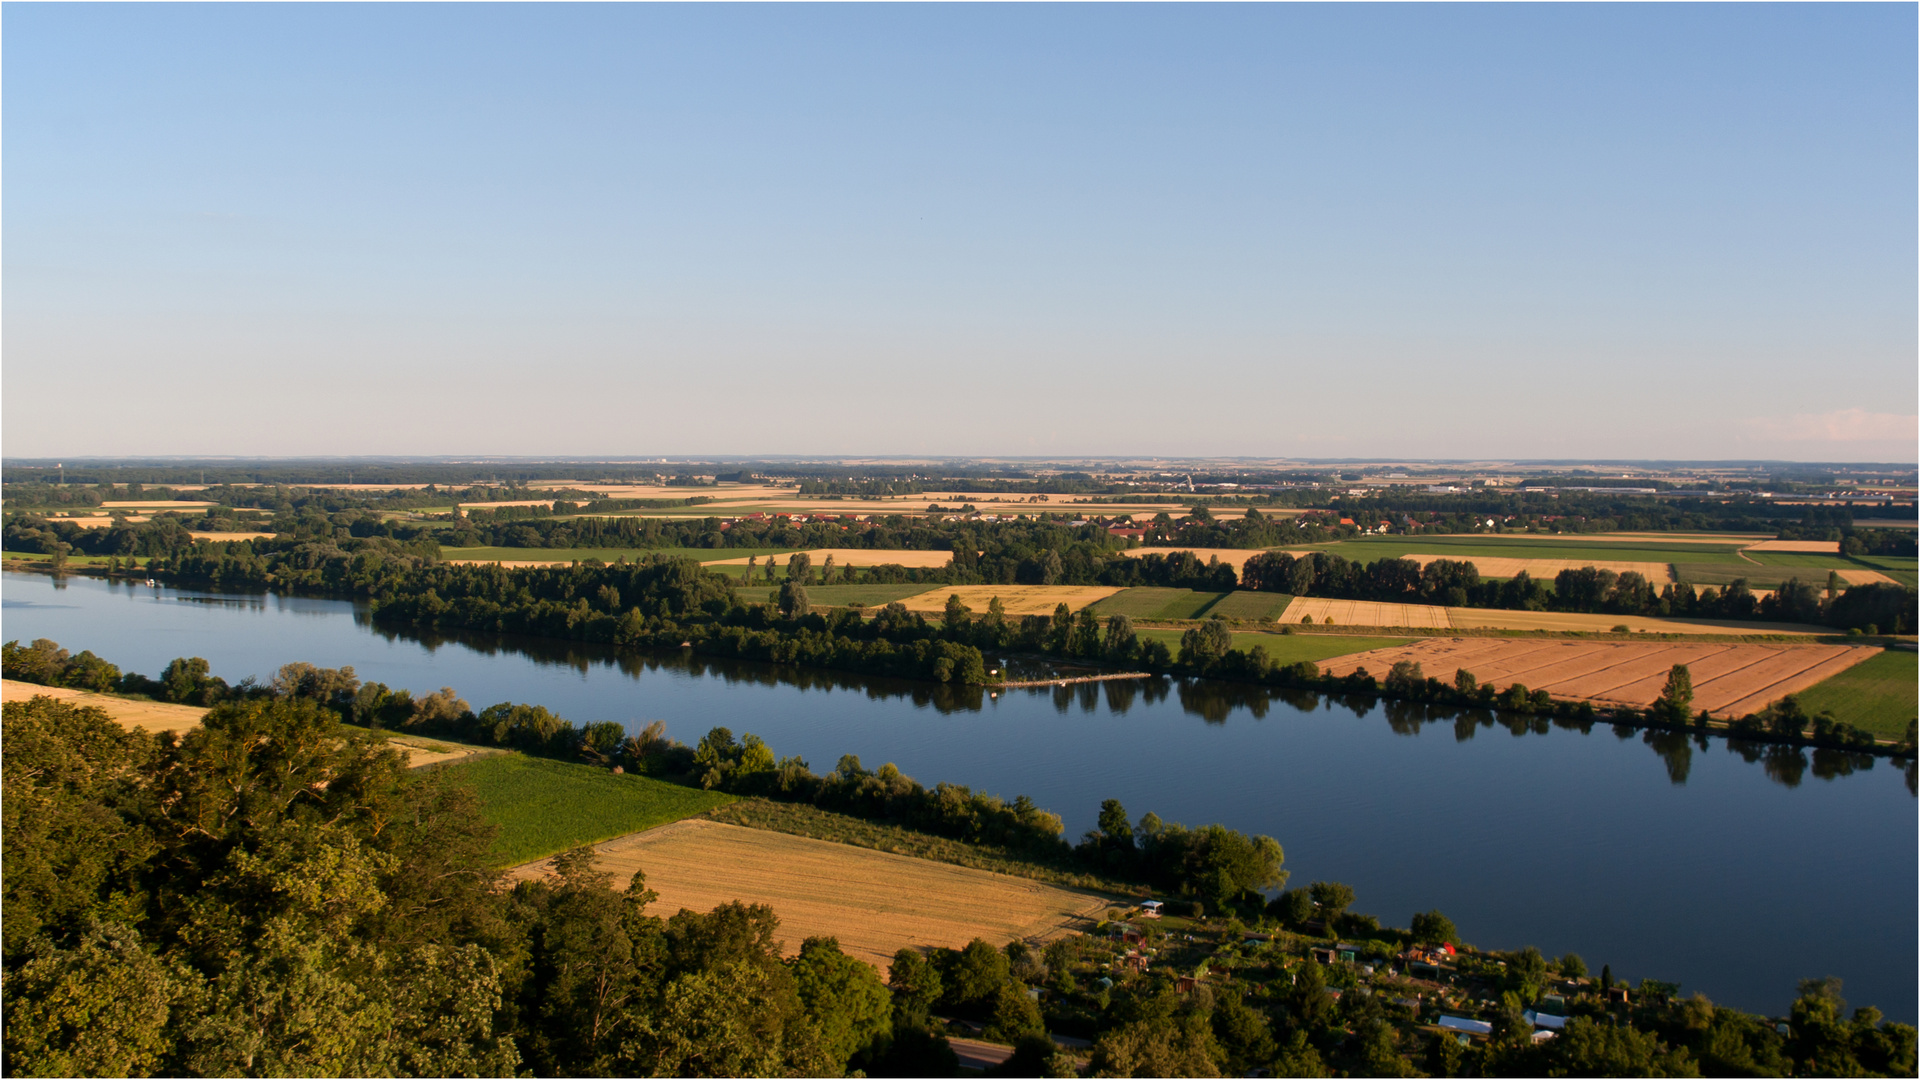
[448, 754, 734, 866]
[702, 798, 1134, 893]
[1790, 649, 1919, 740]
[444, 755, 1134, 892]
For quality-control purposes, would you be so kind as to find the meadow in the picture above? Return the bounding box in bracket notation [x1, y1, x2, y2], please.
[1300, 534, 1752, 566]
[1789, 648, 1919, 740]
[1854, 555, 1919, 588]
[1202, 590, 1297, 621]
[440, 545, 790, 565]
[449, 754, 735, 866]
[730, 583, 927, 608]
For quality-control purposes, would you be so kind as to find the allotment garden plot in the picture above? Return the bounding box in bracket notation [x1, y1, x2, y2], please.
[1316, 639, 1880, 717]
[505, 820, 1110, 969]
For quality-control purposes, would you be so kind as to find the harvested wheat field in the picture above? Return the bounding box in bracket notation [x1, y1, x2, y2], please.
[894, 584, 1123, 616]
[1119, 548, 1277, 572]
[1442, 607, 1822, 635]
[705, 548, 957, 569]
[190, 531, 278, 541]
[1280, 597, 1453, 629]
[1316, 639, 1880, 717]
[0, 681, 495, 766]
[1275, 598, 1823, 636]
[1742, 539, 1842, 553]
[1, 680, 206, 735]
[505, 820, 1111, 969]
[1400, 553, 1675, 582]
[1834, 569, 1900, 586]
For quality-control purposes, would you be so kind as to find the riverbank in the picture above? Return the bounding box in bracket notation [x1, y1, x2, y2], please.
[4, 568, 1910, 1022]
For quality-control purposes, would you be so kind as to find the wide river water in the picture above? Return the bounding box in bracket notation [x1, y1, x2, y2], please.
[4, 569, 1914, 1021]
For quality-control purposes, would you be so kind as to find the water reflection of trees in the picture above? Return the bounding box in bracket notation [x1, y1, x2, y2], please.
[360, 619, 1907, 796]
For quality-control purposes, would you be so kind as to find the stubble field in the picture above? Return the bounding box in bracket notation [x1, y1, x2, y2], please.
[504, 819, 1111, 969]
[1398, 553, 1676, 582]
[1316, 639, 1879, 717]
[894, 584, 1123, 616]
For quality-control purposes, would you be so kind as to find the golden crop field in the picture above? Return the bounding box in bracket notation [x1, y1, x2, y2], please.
[1317, 639, 1878, 716]
[893, 584, 1124, 616]
[1441, 607, 1823, 636]
[504, 820, 1111, 969]
[1, 680, 207, 736]
[1742, 539, 1842, 553]
[1835, 569, 1900, 586]
[1274, 598, 1823, 636]
[1399, 553, 1676, 581]
[0, 681, 494, 767]
[1281, 597, 1453, 629]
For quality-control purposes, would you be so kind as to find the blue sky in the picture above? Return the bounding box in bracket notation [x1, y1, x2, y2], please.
[5, 4, 1914, 461]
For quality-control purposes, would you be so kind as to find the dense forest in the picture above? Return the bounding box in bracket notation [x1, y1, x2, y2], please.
[6, 645, 1913, 1077]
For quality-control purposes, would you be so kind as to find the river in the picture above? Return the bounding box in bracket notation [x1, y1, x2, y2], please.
[3, 568, 1913, 1021]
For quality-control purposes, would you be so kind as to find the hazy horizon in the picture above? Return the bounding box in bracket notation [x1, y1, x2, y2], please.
[5, 4, 1915, 462]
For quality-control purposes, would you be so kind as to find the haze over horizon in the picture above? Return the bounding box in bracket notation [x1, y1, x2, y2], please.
[4, 4, 1915, 462]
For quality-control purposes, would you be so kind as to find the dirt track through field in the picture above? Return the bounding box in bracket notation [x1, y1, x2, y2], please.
[1316, 639, 1878, 715]
[895, 584, 1123, 616]
[504, 820, 1111, 969]
[1399, 553, 1675, 582]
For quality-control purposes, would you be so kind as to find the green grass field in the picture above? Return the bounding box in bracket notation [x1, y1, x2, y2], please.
[1087, 587, 1205, 618]
[1205, 591, 1296, 621]
[1854, 556, 1918, 588]
[1133, 629, 1406, 665]
[439, 545, 787, 565]
[730, 583, 927, 608]
[1316, 534, 1748, 565]
[1674, 563, 1853, 589]
[1789, 649, 1918, 740]
[1745, 552, 1861, 569]
[449, 754, 735, 866]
